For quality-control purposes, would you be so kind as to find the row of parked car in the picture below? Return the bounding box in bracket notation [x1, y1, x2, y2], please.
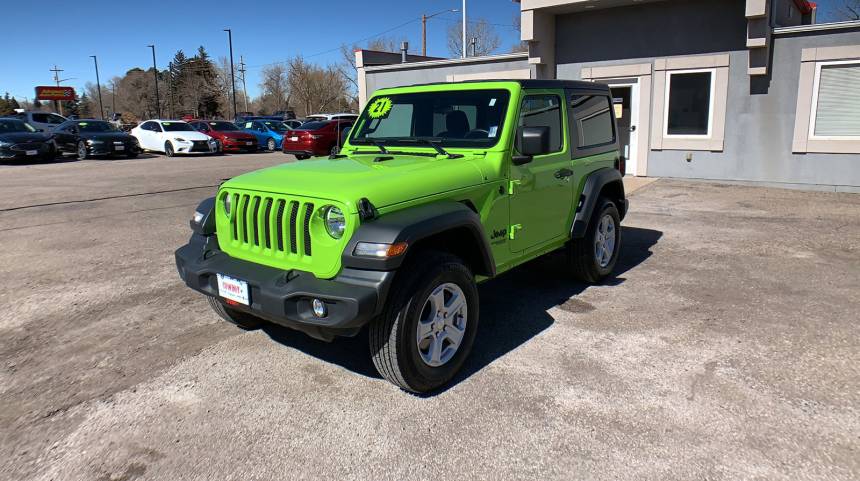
[0, 111, 357, 162]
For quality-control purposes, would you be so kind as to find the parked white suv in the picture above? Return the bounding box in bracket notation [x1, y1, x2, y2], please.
[11, 111, 68, 133]
[305, 113, 358, 122]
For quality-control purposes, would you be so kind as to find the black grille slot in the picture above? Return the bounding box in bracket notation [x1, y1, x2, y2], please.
[303, 203, 314, 256]
[275, 200, 285, 251]
[251, 196, 261, 246]
[241, 195, 250, 243]
[230, 194, 238, 240]
[289, 201, 299, 254]
[263, 198, 273, 249]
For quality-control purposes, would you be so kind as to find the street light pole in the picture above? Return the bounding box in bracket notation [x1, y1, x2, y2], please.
[224, 28, 238, 120]
[147, 45, 160, 118]
[90, 55, 104, 119]
[462, 0, 467, 58]
[421, 8, 459, 56]
[239, 55, 249, 114]
[50, 65, 64, 115]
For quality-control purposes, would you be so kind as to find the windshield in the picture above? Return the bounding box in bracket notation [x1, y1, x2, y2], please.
[76, 121, 118, 132]
[261, 121, 288, 133]
[0, 119, 36, 133]
[208, 121, 240, 131]
[161, 122, 194, 132]
[350, 89, 510, 148]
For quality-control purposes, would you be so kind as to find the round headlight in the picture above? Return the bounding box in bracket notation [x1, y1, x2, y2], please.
[223, 194, 232, 217]
[324, 206, 345, 239]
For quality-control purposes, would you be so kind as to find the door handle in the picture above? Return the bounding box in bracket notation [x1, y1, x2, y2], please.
[554, 168, 574, 180]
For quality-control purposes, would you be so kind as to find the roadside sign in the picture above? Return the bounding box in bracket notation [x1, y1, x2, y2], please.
[35, 86, 76, 101]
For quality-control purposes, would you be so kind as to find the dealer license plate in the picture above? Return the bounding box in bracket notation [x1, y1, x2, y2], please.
[115, 145, 125, 151]
[216, 274, 249, 305]
[26, 150, 38, 156]
[289, 136, 298, 142]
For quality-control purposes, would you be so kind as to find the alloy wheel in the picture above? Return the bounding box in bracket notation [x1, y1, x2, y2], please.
[415, 282, 468, 367]
[594, 214, 616, 268]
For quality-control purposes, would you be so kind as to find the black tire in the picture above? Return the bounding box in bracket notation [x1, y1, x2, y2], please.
[330, 144, 339, 155]
[266, 138, 276, 151]
[126, 151, 138, 158]
[369, 251, 479, 393]
[206, 296, 264, 330]
[295, 154, 309, 160]
[568, 197, 622, 283]
[76, 141, 88, 160]
[164, 141, 175, 157]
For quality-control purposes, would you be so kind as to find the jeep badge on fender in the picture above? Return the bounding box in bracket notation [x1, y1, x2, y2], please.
[175, 80, 628, 393]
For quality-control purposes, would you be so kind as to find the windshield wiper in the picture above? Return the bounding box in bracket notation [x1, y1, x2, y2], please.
[367, 139, 388, 154]
[398, 138, 462, 159]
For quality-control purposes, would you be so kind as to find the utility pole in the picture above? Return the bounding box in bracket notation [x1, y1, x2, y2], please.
[224, 28, 238, 120]
[238, 55, 249, 114]
[421, 8, 459, 56]
[462, 0, 467, 58]
[147, 45, 160, 118]
[90, 55, 104, 119]
[50, 65, 64, 115]
[110, 80, 117, 116]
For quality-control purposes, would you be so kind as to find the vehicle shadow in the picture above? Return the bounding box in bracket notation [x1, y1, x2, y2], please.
[260, 226, 663, 392]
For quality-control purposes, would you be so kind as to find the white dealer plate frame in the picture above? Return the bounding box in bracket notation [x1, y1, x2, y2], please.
[216, 274, 250, 305]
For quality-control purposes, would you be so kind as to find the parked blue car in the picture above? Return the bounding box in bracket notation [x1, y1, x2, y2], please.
[239, 119, 290, 151]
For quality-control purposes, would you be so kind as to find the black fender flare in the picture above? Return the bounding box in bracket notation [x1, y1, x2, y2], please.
[342, 201, 496, 276]
[571, 168, 627, 239]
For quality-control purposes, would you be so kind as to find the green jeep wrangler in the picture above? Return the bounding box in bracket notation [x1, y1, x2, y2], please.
[175, 80, 627, 393]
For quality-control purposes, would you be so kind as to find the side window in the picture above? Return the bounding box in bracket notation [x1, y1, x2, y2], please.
[49, 114, 66, 124]
[569, 94, 615, 148]
[517, 94, 563, 153]
[140, 122, 151, 131]
[31, 113, 49, 123]
[153, 123, 163, 132]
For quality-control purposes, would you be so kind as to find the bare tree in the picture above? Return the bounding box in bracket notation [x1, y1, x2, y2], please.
[836, 0, 860, 20]
[337, 36, 406, 107]
[288, 56, 351, 117]
[510, 12, 528, 53]
[447, 18, 501, 57]
[257, 63, 290, 115]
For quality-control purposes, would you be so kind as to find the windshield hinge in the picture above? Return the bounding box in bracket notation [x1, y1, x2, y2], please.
[508, 180, 521, 195]
[509, 224, 522, 240]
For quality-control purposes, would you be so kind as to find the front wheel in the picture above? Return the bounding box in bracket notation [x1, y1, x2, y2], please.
[76, 141, 88, 160]
[266, 138, 276, 151]
[568, 197, 621, 283]
[369, 252, 479, 393]
[164, 141, 175, 157]
[207, 296, 263, 330]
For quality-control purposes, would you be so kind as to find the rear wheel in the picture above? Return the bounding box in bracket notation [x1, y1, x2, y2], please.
[126, 150, 138, 158]
[568, 197, 621, 283]
[207, 296, 264, 330]
[76, 141, 87, 160]
[294, 154, 309, 160]
[369, 252, 479, 393]
[164, 141, 175, 157]
[267, 138, 276, 151]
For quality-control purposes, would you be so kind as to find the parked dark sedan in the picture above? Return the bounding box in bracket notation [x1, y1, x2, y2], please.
[0, 118, 57, 162]
[53, 119, 140, 159]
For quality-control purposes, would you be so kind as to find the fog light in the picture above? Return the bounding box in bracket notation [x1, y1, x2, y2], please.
[312, 298, 327, 318]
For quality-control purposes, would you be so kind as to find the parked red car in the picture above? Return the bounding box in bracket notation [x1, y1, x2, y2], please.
[281, 120, 353, 159]
[189, 120, 258, 153]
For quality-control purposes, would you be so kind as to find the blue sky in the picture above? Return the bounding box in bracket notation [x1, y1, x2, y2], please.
[3, 0, 850, 102]
[3, 0, 522, 101]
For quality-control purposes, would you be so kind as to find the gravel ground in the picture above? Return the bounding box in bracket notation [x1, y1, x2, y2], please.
[0, 152, 857, 481]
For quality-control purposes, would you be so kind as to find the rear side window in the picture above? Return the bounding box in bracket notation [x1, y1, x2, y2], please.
[517, 94, 563, 153]
[296, 121, 330, 131]
[570, 94, 615, 148]
[31, 113, 50, 123]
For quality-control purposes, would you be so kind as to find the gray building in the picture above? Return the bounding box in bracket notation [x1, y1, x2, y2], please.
[357, 0, 860, 191]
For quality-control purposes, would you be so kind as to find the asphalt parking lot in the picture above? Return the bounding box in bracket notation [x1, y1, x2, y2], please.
[1, 152, 858, 480]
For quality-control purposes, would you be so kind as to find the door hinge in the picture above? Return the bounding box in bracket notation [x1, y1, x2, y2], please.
[508, 180, 521, 195]
[509, 224, 522, 240]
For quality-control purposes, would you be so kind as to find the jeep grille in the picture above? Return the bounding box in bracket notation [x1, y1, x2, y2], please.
[225, 192, 315, 257]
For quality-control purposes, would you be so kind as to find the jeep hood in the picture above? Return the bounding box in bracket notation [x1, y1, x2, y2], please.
[222, 154, 488, 212]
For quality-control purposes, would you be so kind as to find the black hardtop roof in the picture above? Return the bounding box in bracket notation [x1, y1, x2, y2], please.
[399, 78, 609, 92]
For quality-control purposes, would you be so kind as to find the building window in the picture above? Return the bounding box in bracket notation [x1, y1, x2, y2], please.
[664, 69, 716, 137]
[810, 61, 860, 139]
[570, 94, 615, 148]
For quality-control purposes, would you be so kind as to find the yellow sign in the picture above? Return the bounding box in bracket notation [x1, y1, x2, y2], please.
[614, 104, 623, 119]
[368, 97, 393, 119]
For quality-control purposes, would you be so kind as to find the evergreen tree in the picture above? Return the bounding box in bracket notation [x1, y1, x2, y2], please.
[79, 92, 93, 118]
[33, 98, 42, 110]
[0, 93, 9, 116]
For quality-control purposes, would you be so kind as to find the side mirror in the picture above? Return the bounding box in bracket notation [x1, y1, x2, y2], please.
[513, 126, 550, 165]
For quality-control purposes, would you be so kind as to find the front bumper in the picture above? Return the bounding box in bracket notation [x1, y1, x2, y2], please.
[87, 142, 139, 156]
[175, 234, 394, 340]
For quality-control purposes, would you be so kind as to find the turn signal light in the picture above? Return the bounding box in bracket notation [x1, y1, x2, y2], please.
[353, 242, 408, 258]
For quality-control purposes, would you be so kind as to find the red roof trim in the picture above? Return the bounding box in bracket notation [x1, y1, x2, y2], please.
[794, 0, 816, 15]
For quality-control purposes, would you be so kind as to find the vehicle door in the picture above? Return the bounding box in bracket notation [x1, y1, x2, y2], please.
[254, 121, 270, 142]
[508, 90, 574, 253]
[53, 123, 78, 153]
[566, 89, 619, 191]
[29, 113, 51, 132]
[46, 114, 66, 132]
[138, 122, 158, 150]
